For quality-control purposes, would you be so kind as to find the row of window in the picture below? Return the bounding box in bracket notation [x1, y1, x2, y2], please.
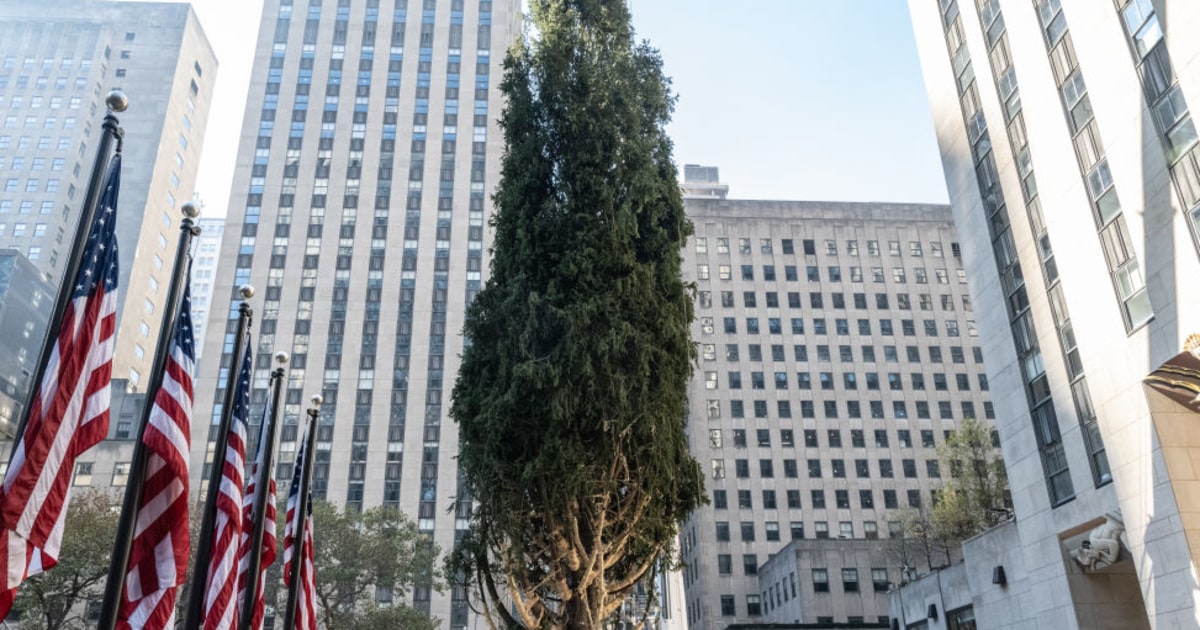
[0, 200, 60, 215]
[747, 341, 979, 366]
[696, 263, 967, 284]
[0, 222, 48, 237]
[710, 594, 887, 622]
[1, 115, 78, 130]
[0, 135, 75, 151]
[2, 95, 84, 110]
[0, 75, 92, 92]
[705, 398, 994, 422]
[0, 156, 68, 170]
[755, 568, 889, 618]
[1, 55, 103, 73]
[702, 369, 986, 392]
[710, 427, 986, 450]
[705, 341, 983, 364]
[700, 315, 976, 337]
[695, 236, 961, 259]
[701, 289, 970, 311]
[710, 487, 934, 512]
[710, 457, 945, 482]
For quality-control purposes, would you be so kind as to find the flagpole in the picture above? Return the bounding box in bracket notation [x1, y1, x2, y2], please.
[96, 201, 201, 630]
[5, 90, 127, 444]
[282, 399, 320, 630]
[182, 288, 256, 630]
[237, 352, 288, 630]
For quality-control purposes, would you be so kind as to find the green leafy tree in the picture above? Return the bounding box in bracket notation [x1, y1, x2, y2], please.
[308, 501, 442, 630]
[340, 603, 442, 630]
[930, 416, 1011, 542]
[449, 0, 704, 627]
[889, 507, 954, 575]
[15, 490, 119, 630]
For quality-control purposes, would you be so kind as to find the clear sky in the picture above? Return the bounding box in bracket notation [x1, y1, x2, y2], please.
[139, 0, 950, 216]
[629, 0, 949, 204]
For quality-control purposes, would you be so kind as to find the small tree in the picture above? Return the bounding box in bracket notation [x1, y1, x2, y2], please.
[309, 501, 442, 630]
[449, 0, 705, 627]
[888, 507, 953, 575]
[15, 490, 119, 630]
[931, 416, 1011, 542]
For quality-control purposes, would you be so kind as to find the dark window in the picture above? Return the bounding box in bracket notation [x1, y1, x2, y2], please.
[812, 569, 830, 592]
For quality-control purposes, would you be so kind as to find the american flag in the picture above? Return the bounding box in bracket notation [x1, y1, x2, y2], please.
[118, 268, 195, 629]
[235, 391, 277, 630]
[283, 425, 316, 630]
[202, 340, 252, 630]
[0, 155, 122, 616]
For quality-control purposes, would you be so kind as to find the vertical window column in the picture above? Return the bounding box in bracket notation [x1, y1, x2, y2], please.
[938, 0, 1075, 506]
[969, 0, 1110, 486]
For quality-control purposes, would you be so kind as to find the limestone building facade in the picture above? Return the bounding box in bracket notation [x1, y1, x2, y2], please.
[902, 0, 1200, 627]
[188, 0, 520, 626]
[679, 195, 994, 628]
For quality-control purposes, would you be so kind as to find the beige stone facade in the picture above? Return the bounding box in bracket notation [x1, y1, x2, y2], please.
[0, 0, 217, 390]
[678, 197, 994, 628]
[188, 1, 521, 626]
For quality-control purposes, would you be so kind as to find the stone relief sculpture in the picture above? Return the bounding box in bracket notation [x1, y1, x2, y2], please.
[1071, 511, 1125, 571]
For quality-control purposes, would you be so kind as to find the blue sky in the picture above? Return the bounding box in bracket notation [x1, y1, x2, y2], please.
[630, 0, 949, 204]
[163, 0, 950, 213]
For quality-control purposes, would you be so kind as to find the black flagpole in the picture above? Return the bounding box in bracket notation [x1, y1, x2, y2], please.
[95, 203, 201, 630]
[282, 399, 320, 630]
[6, 90, 127, 444]
[237, 352, 288, 630]
[183, 289, 256, 630]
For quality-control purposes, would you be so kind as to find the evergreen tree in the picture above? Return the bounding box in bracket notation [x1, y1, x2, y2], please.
[449, 1, 704, 627]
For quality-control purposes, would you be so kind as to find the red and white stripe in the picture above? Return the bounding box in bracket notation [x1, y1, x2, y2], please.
[283, 427, 316, 630]
[297, 509, 316, 630]
[236, 410, 276, 630]
[0, 252, 117, 615]
[283, 504, 316, 630]
[201, 396, 247, 630]
[118, 308, 194, 629]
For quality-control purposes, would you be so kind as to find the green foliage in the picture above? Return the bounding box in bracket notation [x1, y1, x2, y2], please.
[339, 603, 441, 630]
[15, 490, 119, 630]
[309, 501, 443, 629]
[930, 417, 1011, 542]
[449, 0, 704, 627]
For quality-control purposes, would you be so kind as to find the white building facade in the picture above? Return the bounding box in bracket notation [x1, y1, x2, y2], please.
[904, 0, 1200, 627]
[190, 215, 225, 360]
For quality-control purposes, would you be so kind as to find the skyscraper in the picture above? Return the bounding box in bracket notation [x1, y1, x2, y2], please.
[190, 215, 227, 361]
[678, 181, 994, 628]
[190, 0, 519, 626]
[0, 249, 52, 437]
[0, 0, 216, 389]
[902, 0, 1200, 626]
